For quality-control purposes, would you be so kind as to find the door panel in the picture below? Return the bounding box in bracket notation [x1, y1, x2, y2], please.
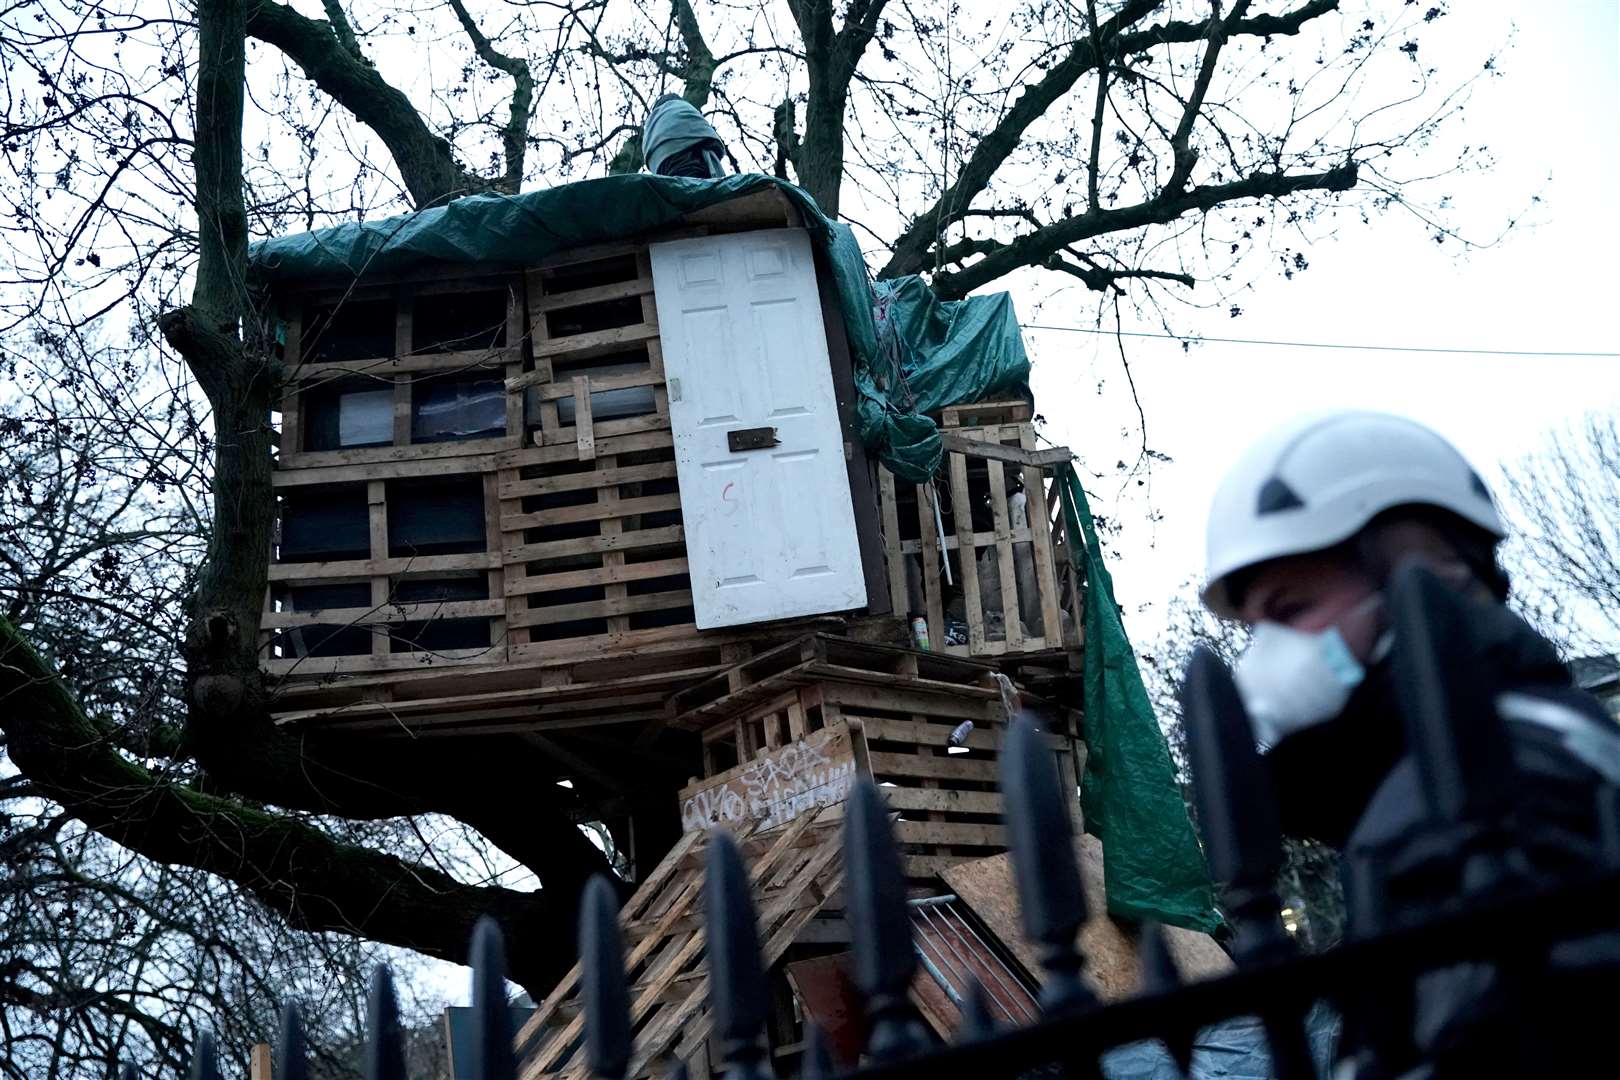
[650, 229, 867, 629]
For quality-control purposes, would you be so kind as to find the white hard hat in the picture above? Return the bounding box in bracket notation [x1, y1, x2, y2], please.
[1201, 411, 1505, 617]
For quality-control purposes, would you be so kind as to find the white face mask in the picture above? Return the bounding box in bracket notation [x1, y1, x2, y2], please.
[1232, 595, 1387, 747]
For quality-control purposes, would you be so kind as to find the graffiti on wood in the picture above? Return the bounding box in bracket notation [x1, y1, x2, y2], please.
[680, 723, 859, 833]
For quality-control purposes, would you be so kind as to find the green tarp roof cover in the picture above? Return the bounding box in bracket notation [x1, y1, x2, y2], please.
[249, 173, 1216, 931]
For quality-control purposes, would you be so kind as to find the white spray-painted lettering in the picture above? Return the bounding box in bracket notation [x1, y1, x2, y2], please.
[680, 734, 856, 833]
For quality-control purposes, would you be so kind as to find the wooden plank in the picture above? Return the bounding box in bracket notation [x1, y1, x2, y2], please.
[822, 684, 1000, 724]
[941, 400, 1032, 427]
[498, 459, 677, 500]
[894, 820, 1005, 847]
[268, 551, 500, 582]
[947, 449, 985, 653]
[877, 466, 909, 616]
[880, 787, 1004, 815]
[987, 458, 1023, 650]
[938, 432, 1071, 468]
[572, 376, 595, 461]
[916, 480, 944, 655]
[503, 555, 688, 597]
[263, 646, 495, 677]
[391, 375, 412, 446]
[534, 321, 659, 359]
[865, 751, 998, 783]
[250, 1043, 272, 1080]
[263, 598, 503, 629]
[503, 524, 685, 564]
[508, 589, 692, 629]
[513, 367, 662, 399]
[535, 411, 669, 448]
[496, 429, 672, 469]
[293, 347, 518, 378]
[1020, 430, 1065, 646]
[367, 480, 390, 658]
[277, 434, 507, 474]
[273, 452, 499, 488]
[678, 723, 858, 834]
[896, 526, 1037, 557]
[531, 275, 652, 312]
[483, 470, 508, 656]
[501, 492, 680, 533]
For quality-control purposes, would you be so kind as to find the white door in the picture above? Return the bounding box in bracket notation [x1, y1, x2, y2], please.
[650, 228, 867, 629]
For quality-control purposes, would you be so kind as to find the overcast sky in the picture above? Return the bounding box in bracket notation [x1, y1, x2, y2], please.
[1019, 3, 1620, 644]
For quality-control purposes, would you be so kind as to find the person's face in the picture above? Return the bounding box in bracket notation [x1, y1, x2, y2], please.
[1237, 553, 1384, 660]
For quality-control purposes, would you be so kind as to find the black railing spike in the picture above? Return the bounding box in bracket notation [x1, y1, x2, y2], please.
[468, 916, 518, 1080]
[275, 1002, 308, 1080]
[1387, 564, 1514, 850]
[363, 966, 407, 1080]
[1180, 646, 1290, 966]
[581, 874, 632, 1080]
[188, 1032, 221, 1080]
[956, 976, 998, 1043]
[704, 829, 774, 1080]
[1138, 923, 1193, 1075]
[1000, 712, 1098, 1017]
[844, 776, 932, 1063]
[801, 1023, 837, 1080]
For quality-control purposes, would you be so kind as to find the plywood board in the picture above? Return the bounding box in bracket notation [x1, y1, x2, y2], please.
[940, 835, 1232, 1004]
[678, 722, 858, 834]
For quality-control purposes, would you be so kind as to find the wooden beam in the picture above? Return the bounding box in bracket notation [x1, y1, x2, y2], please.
[939, 432, 1072, 468]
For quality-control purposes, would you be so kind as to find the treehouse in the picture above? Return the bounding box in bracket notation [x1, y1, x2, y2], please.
[253, 174, 1213, 1080]
[258, 175, 1085, 743]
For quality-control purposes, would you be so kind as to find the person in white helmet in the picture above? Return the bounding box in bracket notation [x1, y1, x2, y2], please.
[1202, 410, 1620, 1077]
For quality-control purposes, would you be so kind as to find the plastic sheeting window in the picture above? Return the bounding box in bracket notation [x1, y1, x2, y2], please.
[525, 358, 657, 430]
[304, 379, 393, 451]
[412, 371, 506, 443]
[385, 475, 486, 557]
[277, 485, 369, 563]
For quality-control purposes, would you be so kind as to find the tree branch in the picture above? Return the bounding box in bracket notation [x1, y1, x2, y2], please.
[1164, 0, 1251, 196]
[246, 0, 483, 208]
[0, 619, 572, 993]
[1044, 252, 1195, 292]
[881, 0, 1339, 280]
[446, 0, 532, 192]
[931, 161, 1356, 298]
[607, 0, 719, 175]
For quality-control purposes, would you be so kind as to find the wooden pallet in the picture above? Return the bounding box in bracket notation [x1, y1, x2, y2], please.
[667, 635, 1081, 886]
[514, 813, 845, 1080]
[878, 419, 1077, 663]
[263, 272, 527, 676]
[498, 246, 700, 660]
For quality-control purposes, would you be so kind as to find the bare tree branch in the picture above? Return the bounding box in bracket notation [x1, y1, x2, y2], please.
[932, 161, 1356, 298]
[246, 0, 484, 208]
[881, 0, 1339, 279]
[446, 0, 534, 192]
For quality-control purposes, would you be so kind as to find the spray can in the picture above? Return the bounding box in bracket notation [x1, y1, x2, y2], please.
[910, 615, 930, 651]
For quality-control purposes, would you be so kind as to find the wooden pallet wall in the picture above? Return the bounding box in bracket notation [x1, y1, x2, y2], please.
[878, 403, 1079, 662]
[264, 271, 525, 677]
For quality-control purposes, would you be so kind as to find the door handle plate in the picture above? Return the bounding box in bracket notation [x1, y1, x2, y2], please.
[726, 426, 780, 452]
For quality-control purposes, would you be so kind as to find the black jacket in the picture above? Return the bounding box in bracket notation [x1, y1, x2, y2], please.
[1266, 599, 1620, 1077]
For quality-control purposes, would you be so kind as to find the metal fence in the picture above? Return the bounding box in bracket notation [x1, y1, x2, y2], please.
[161, 565, 1620, 1079]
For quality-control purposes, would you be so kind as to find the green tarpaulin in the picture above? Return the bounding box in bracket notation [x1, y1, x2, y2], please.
[247, 172, 1021, 482]
[1058, 462, 1221, 933]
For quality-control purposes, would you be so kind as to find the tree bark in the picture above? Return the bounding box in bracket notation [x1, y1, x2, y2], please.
[0, 619, 573, 993]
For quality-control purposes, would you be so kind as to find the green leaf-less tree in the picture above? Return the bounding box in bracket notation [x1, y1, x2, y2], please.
[0, 0, 1495, 1004]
